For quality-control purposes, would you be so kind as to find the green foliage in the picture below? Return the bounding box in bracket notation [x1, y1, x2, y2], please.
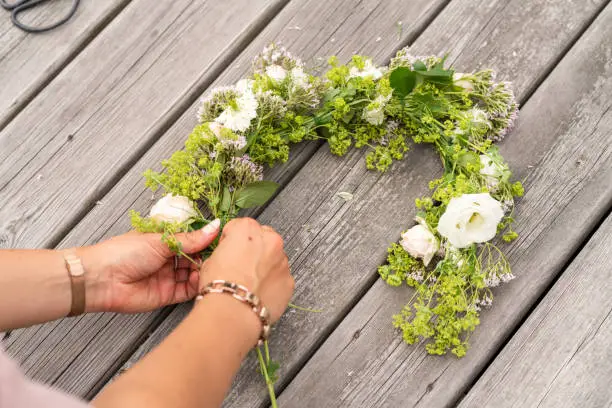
[235, 181, 279, 208]
[390, 67, 417, 98]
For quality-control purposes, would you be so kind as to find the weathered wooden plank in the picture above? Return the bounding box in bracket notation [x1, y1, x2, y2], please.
[0, 0, 131, 129]
[458, 215, 612, 408]
[278, 3, 612, 407]
[110, 0, 610, 407]
[0, 0, 286, 250]
[3, 0, 448, 399]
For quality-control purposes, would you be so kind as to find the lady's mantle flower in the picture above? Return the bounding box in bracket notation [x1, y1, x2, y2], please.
[150, 194, 197, 224]
[437, 193, 504, 248]
[349, 59, 384, 80]
[215, 79, 258, 132]
[400, 224, 439, 266]
[265, 64, 287, 83]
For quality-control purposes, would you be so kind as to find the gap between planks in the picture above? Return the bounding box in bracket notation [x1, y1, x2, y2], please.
[0, 0, 133, 131]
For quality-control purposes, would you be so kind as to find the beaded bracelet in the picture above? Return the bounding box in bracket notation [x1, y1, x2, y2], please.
[196, 280, 270, 346]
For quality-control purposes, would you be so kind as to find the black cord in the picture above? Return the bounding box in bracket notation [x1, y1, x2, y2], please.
[1, 0, 80, 33]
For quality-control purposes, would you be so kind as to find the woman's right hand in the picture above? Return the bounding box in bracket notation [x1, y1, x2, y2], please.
[199, 217, 294, 324]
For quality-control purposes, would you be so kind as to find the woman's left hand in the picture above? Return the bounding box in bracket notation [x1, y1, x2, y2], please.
[81, 220, 220, 314]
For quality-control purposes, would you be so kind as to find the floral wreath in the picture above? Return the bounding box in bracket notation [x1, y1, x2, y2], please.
[130, 44, 523, 405]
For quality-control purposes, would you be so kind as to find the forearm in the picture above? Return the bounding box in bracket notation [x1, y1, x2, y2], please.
[93, 295, 260, 408]
[0, 248, 106, 330]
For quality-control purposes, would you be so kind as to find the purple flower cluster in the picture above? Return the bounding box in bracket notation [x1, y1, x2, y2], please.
[230, 154, 264, 184]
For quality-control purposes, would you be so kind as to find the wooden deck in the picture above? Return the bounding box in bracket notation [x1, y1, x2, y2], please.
[1, 1, 611, 407]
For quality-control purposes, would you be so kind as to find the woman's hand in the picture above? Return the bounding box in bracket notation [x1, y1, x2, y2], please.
[95, 219, 293, 408]
[81, 220, 220, 314]
[199, 217, 294, 324]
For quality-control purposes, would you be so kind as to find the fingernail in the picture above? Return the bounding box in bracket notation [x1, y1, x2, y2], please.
[202, 218, 220, 234]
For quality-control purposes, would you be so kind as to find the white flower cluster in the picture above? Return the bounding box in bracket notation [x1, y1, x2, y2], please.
[215, 79, 258, 132]
[349, 58, 385, 80]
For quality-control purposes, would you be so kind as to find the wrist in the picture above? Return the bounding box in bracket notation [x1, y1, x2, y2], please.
[74, 245, 112, 313]
[190, 294, 261, 350]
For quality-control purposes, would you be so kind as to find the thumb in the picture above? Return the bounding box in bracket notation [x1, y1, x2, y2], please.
[174, 219, 221, 254]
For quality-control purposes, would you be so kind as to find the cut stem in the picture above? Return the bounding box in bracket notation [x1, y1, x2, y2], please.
[256, 347, 278, 408]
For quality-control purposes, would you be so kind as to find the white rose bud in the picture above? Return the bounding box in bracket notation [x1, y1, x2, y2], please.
[207, 121, 224, 138]
[400, 225, 439, 266]
[150, 194, 198, 224]
[437, 193, 504, 248]
[480, 154, 503, 189]
[453, 73, 474, 92]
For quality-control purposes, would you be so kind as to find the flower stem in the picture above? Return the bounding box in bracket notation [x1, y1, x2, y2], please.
[288, 302, 322, 313]
[256, 347, 278, 408]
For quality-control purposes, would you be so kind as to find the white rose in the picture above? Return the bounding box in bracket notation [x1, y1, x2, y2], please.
[437, 193, 504, 248]
[265, 65, 287, 82]
[150, 195, 197, 224]
[480, 154, 503, 189]
[453, 73, 474, 92]
[400, 225, 439, 266]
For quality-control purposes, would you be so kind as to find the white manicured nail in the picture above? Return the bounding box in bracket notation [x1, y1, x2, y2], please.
[203, 219, 220, 234]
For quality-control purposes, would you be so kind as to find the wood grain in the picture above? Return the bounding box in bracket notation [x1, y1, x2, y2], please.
[278, 3, 612, 407]
[0, 0, 131, 129]
[458, 216, 612, 408]
[3, 0, 448, 400]
[0, 0, 285, 250]
[109, 0, 609, 407]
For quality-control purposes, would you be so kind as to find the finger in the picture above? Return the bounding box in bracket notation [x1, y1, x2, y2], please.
[262, 226, 285, 256]
[173, 219, 220, 254]
[220, 217, 263, 243]
[175, 256, 200, 270]
[175, 268, 189, 283]
[261, 225, 277, 233]
[172, 271, 200, 303]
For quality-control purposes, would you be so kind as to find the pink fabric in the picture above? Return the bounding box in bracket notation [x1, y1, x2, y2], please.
[0, 345, 88, 408]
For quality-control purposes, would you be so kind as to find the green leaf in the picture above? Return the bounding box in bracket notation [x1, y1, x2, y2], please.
[389, 67, 417, 99]
[220, 186, 232, 212]
[416, 66, 454, 86]
[266, 360, 280, 383]
[188, 220, 205, 231]
[412, 60, 427, 71]
[235, 181, 279, 208]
